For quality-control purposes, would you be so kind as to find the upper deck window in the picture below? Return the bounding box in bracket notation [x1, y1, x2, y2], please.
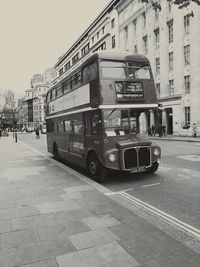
[100, 61, 126, 79]
[51, 89, 56, 100]
[127, 63, 151, 79]
[82, 62, 98, 83]
[100, 61, 151, 79]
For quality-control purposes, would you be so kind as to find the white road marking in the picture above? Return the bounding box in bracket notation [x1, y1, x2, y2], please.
[177, 155, 200, 162]
[119, 192, 200, 240]
[105, 188, 133, 196]
[177, 174, 191, 179]
[142, 183, 160, 188]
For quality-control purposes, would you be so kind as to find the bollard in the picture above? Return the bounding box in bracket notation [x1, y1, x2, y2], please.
[15, 131, 17, 143]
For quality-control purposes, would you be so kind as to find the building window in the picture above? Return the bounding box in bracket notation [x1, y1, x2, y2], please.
[156, 83, 160, 98]
[112, 35, 115, 49]
[142, 12, 146, 28]
[81, 43, 90, 57]
[168, 20, 173, 43]
[102, 26, 105, 34]
[93, 42, 106, 52]
[184, 75, 190, 93]
[184, 106, 190, 125]
[184, 14, 190, 34]
[97, 32, 99, 40]
[59, 68, 64, 76]
[111, 18, 115, 28]
[169, 80, 174, 96]
[143, 35, 148, 54]
[92, 37, 94, 43]
[133, 19, 137, 35]
[64, 61, 70, 72]
[134, 44, 138, 53]
[156, 58, 160, 73]
[168, 1, 172, 12]
[184, 45, 190, 65]
[72, 53, 79, 64]
[169, 52, 173, 70]
[154, 28, 159, 48]
[124, 26, 128, 51]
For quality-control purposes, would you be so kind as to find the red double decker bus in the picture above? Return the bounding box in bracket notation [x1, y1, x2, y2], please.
[45, 51, 161, 181]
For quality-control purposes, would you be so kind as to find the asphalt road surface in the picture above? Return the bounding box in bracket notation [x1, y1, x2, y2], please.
[18, 133, 200, 231]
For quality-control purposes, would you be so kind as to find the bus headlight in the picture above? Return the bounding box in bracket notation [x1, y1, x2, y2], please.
[115, 82, 123, 93]
[153, 147, 160, 156]
[108, 153, 116, 162]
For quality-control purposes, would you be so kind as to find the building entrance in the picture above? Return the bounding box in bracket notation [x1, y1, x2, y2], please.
[166, 108, 173, 134]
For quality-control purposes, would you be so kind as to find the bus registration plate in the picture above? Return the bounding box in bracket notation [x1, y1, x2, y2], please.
[130, 167, 146, 173]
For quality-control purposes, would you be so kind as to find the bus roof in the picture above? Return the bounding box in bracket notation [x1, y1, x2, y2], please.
[94, 50, 150, 62]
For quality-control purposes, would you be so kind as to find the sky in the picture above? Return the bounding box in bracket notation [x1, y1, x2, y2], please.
[0, 0, 111, 96]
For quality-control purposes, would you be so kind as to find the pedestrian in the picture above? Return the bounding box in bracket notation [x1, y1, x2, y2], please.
[162, 125, 166, 136]
[147, 126, 152, 136]
[193, 124, 197, 138]
[35, 128, 40, 139]
[0, 128, 2, 140]
[151, 125, 155, 136]
[158, 124, 163, 137]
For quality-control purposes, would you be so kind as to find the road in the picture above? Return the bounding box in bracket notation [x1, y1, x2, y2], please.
[18, 133, 200, 231]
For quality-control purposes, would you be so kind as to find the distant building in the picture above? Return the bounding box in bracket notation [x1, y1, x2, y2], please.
[21, 70, 53, 130]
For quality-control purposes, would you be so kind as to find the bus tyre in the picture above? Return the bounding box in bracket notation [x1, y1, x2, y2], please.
[146, 162, 159, 174]
[53, 144, 59, 161]
[88, 155, 107, 182]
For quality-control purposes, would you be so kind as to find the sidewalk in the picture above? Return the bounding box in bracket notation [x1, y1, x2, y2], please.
[148, 134, 200, 143]
[0, 136, 200, 267]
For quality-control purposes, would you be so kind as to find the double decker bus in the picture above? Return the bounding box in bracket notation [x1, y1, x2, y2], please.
[46, 51, 161, 181]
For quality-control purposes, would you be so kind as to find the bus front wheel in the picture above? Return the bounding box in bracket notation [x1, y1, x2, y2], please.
[88, 155, 107, 182]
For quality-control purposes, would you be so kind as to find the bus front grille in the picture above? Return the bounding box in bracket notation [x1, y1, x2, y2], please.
[123, 146, 151, 170]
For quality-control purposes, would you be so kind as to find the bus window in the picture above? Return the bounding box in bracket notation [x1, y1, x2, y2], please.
[127, 63, 151, 79]
[100, 61, 126, 79]
[51, 89, 56, 100]
[63, 79, 71, 94]
[64, 120, 72, 132]
[91, 112, 102, 134]
[82, 62, 98, 83]
[71, 119, 83, 134]
[56, 86, 63, 97]
[71, 72, 81, 90]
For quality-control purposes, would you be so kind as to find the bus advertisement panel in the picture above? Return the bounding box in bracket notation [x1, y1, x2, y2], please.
[45, 51, 161, 181]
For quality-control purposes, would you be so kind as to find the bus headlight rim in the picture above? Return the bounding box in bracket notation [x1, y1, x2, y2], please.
[153, 147, 160, 157]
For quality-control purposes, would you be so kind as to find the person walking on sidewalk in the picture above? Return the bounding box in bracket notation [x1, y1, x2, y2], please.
[151, 125, 155, 136]
[193, 124, 197, 137]
[35, 128, 40, 139]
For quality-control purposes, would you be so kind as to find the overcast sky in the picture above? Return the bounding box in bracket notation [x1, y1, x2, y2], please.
[0, 0, 111, 96]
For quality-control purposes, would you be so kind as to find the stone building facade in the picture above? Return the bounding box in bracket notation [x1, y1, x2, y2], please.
[115, 0, 200, 136]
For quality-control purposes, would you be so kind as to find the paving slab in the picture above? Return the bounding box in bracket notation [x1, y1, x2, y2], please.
[83, 214, 121, 229]
[1, 228, 40, 249]
[37, 200, 80, 214]
[69, 228, 119, 250]
[56, 242, 140, 267]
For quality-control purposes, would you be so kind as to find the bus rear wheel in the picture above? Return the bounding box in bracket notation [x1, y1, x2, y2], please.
[88, 155, 107, 182]
[146, 162, 159, 174]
